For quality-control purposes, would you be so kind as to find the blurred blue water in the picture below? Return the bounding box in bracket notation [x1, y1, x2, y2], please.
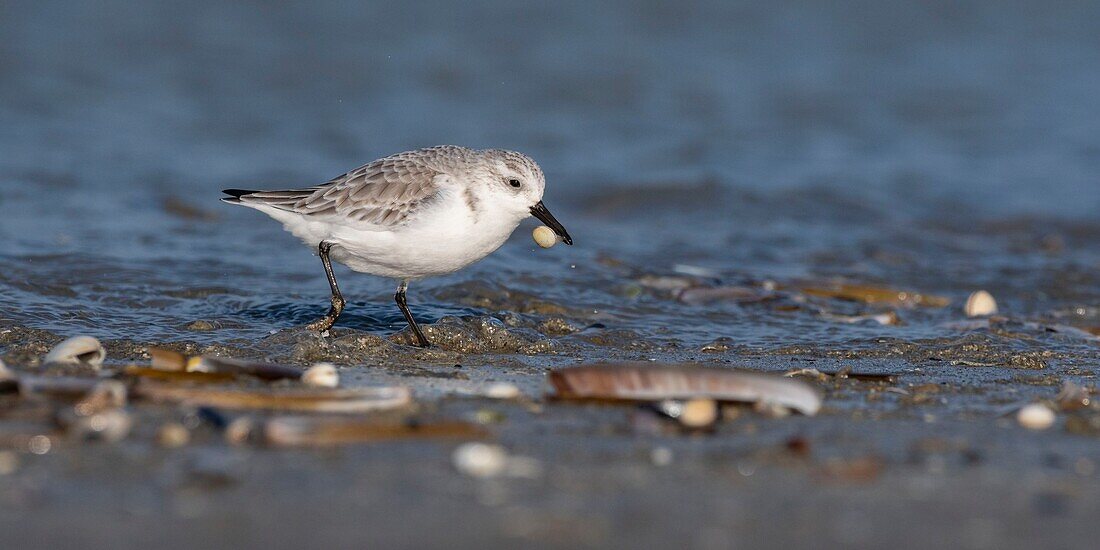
[0, 0, 1098, 346]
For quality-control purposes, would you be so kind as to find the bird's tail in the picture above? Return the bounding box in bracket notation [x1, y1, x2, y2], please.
[221, 188, 258, 204]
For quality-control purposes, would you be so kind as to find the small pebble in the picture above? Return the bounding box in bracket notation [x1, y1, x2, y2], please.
[453, 443, 508, 478]
[302, 363, 339, 388]
[964, 290, 998, 317]
[157, 423, 191, 448]
[679, 398, 718, 428]
[1018, 403, 1056, 430]
[532, 225, 557, 248]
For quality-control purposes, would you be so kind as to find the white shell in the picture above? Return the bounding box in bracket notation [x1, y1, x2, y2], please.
[452, 443, 508, 478]
[484, 382, 521, 399]
[964, 290, 998, 317]
[44, 336, 106, 368]
[302, 363, 339, 388]
[1017, 403, 1055, 430]
[532, 226, 557, 248]
[0, 357, 10, 379]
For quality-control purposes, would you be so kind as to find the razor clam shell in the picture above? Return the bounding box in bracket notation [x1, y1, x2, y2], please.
[189, 356, 304, 381]
[549, 363, 822, 416]
[133, 381, 412, 414]
[264, 416, 487, 447]
[44, 336, 106, 367]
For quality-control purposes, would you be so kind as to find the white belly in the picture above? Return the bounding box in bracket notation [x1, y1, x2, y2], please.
[259, 195, 522, 280]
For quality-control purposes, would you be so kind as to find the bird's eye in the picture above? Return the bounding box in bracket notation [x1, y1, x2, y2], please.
[508, 179, 522, 188]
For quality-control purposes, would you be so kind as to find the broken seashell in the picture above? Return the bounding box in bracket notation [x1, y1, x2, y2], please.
[44, 336, 105, 368]
[56, 380, 131, 443]
[64, 409, 133, 442]
[799, 282, 950, 308]
[264, 417, 486, 447]
[1017, 403, 1055, 430]
[73, 380, 127, 416]
[302, 363, 339, 388]
[964, 290, 998, 317]
[134, 381, 412, 414]
[550, 363, 822, 415]
[188, 356, 303, 381]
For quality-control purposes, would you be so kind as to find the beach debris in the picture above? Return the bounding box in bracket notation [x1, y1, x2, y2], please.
[265, 417, 486, 447]
[1055, 382, 1091, 411]
[784, 367, 898, 384]
[656, 398, 718, 428]
[148, 348, 321, 383]
[73, 380, 127, 414]
[1017, 403, 1056, 430]
[149, 348, 188, 371]
[820, 311, 900, 326]
[301, 363, 339, 388]
[225, 417, 257, 445]
[157, 423, 191, 448]
[532, 225, 557, 248]
[58, 381, 132, 442]
[452, 442, 542, 479]
[798, 282, 950, 308]
[964, 290, 998, 317]
[484, 382, 522, 399]
[187, 356, 303, 382]
[134, 381, 412, 414]
[123, 366, 236, 384]
[550, 363, 822, 416]
[44, 336, 106, 368]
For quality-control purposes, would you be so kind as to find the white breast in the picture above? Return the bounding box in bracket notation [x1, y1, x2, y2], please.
[324, 187, 522, 279]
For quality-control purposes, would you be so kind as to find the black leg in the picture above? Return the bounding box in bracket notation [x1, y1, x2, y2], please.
[306, 241, 345, 333]
[395, 280, 430, 347]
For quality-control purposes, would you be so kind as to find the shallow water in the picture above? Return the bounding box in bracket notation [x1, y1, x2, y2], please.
[3, 0, 1099, 353]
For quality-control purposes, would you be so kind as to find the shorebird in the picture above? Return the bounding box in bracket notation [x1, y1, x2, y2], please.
[222, 145, 573, 347]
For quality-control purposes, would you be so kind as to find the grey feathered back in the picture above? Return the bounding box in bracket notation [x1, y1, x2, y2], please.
[234, 145, 481, 226]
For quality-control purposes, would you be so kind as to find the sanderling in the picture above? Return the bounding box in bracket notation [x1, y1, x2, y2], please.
[221, 145, 573, 347]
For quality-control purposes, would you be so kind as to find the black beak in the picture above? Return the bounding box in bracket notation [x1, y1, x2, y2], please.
[530, 201, 573, 245]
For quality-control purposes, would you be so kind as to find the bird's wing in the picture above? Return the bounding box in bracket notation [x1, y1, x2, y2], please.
[232, 153, 444, 227]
